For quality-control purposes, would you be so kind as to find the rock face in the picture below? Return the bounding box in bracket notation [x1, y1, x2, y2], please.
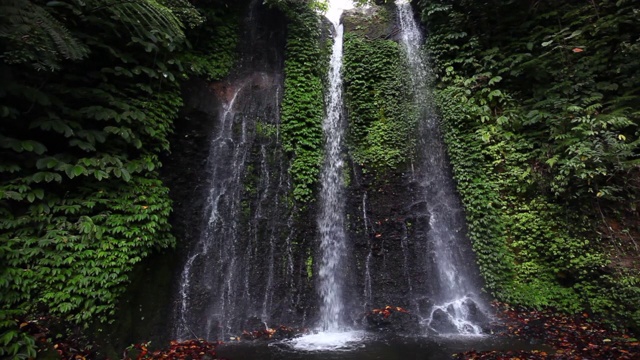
[340, 2, 436, 317]
[341, 1, 488, 332]
[343, 4, 400, 41]
[167, 0, 322, 342]
[160, 1, 429, 339]
[345, 162, 434, 315]
[114, 0, 484, 347]
[365, 305, 421, 332]
[107, 0, 304, 348]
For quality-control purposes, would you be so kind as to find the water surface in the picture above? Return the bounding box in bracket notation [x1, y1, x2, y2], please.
[218, 333, 544, 360]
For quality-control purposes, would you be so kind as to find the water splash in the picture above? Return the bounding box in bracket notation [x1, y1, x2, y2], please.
[396, 0, 488, 334]
[286, 331, 368, 352]
[426, 297, 484, 335]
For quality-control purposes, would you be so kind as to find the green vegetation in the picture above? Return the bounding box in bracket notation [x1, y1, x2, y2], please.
[342, 7, 416, 175]
[277, 1, 327, 203]
[179, 4, 240, 81]
[417, 0, 640, 328]
[0, 0, 238, 357]
[1, 0, 639, 356]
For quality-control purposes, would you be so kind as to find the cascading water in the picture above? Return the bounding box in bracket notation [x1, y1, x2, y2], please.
[396, 0, 489, 334]
[175, 84, 250, 340]
[362, 193, 374, 308]
[317, 12, 347, 333]
[172, 1, 300, 341]
[287, 1, 370, 350]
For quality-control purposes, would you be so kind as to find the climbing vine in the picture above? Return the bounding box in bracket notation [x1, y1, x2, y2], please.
[342, 7, 416, 175]
[179, 1, 240, 81]
[0, 0, 239, 357]
[418, 0, 640, 329]
[278, 1, 326, 203]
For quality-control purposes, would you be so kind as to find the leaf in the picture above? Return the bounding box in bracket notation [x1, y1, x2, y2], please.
[565, 29, 582, 40]
[69, 139, 96, 151]
[33, 188, 44, 199]
[120, 168, 131, 182]
[64, 165, 75, 179]
[36, 157, 60, 169]
[72, 165, 85, 176]
[19, 140, 47, 154]
[94, 170, 108, 181]
[488, 76, 502, 86]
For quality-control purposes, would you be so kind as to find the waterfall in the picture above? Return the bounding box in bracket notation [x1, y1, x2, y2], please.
[362, 193, 374, 307]
[171, 0, 295, 340]
[317, 19, 348, 332]
[396, 0, 488, 334]
[174, 70, 294, 339]
[175, 83, 251, 340]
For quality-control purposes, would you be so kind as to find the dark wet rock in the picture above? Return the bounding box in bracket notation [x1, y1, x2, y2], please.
[366, 306, 421, 332]
[343, 3, 399, 40]
[239, 325, 309, 341]
[429, 308, 458, 334]
[462, 298, 491, 324]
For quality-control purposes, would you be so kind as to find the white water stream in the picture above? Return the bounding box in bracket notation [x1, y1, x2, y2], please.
[175, 84, 250, 340]
[317, 12, 348, 333]
[289, 2, 355, 350]
[396, 0, 488, 335]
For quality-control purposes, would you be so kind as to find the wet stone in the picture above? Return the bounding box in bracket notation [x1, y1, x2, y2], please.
[429, 308, 458, 334]
[366, 306, 421, 332]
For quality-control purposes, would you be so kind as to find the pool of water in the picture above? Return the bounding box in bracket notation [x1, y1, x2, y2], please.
[217, 332, 546, 360]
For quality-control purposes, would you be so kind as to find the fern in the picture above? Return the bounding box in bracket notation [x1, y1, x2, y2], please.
[0, 0, 196, 70]
[0, 0, 90, 70]
[158, 0, 205, 29]
[88, 0, 187, 46]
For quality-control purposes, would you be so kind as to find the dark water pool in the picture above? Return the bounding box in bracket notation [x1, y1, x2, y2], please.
[217, 333, 545, 360]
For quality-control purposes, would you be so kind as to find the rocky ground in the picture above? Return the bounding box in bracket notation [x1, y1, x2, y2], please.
[455, 302, 640, 360]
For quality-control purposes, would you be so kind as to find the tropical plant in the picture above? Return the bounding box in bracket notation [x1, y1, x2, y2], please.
[0, 0, 214, 357]
[417, 0, 640, 328]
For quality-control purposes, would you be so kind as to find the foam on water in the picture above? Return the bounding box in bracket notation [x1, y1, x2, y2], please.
[285, 331, 368, 351]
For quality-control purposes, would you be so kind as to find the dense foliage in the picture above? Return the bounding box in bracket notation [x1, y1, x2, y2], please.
[342, 6, 416, 174]
[179, 2, 239, 80]
[0, 0, 239, 357]
[2, 0, 639, 357]
[416, 0, 640, 328]
[277, 1, 327, 203]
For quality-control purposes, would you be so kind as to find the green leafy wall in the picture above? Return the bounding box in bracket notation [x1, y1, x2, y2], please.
[342, 5, 416, 176]
[277, 2, 327, 203]
[416, 0, 640, 328]
[0, 0, 239, 357]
